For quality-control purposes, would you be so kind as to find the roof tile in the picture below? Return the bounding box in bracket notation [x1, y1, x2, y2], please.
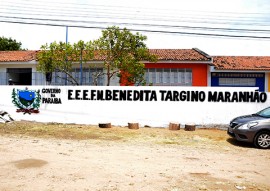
[149, 49, 211, 61]
[0, 49, 211, 62]
[0, 51, 38, 62]
[213, 56, 270, 70]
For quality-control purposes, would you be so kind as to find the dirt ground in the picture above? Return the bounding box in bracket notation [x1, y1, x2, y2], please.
[0, 121, 269, 191]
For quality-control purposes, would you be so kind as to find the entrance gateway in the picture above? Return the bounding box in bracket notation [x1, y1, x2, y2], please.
[7, 68, 32, 85]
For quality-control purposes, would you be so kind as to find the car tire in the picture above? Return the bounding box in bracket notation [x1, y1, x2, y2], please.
[254, 131, 270, 149]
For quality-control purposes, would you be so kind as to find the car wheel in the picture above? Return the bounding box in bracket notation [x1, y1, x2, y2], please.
[254, 131, 270, 149]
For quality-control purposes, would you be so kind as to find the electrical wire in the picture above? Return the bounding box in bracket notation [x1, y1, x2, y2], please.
[3, 0, 269, 16]
[1, 3, 268, 25]
[0, 0, 269, 40]
[0, 14, 269, 34]
[1, 6, 268, 27]
[1, 19, 269, 40]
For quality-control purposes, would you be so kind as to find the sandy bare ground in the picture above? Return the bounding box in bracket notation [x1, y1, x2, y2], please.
[0, 124, 269, 191]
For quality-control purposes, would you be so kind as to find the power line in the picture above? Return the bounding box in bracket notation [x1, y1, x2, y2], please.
[3, 0, 269, 16]
[1, 7, 270, 28]
[1, 19, 270, 40]
[1, 0, 269, 26]
[0, 14, 269, 34]
[1, 0, 269, 31]
[1, 0, 269, 41]
[1, 3, 268, 25]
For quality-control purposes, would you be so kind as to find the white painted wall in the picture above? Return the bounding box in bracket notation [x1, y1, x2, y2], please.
[0, 62, 121, 86]
[0, 86, 269, 127]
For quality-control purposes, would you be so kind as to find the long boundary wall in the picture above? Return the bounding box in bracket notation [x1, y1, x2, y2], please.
[0, 86, 269, 127]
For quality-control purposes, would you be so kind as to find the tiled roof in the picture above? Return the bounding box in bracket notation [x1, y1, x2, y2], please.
[213, 56, 270, 70]
[149, 48, 211, 61]
[0, 51, 38, 62]
[0, 49, 211, 62]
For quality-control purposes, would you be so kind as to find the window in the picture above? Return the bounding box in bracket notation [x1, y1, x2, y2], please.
[145, 68, 192, 86]
[73, 68, 104, 85]
[163, 69, 170, 84]
[0, 72, 7, 85]
[219, 78, 256, 86]
[89, 68, 104, 85]
[51, 68, 104, 85]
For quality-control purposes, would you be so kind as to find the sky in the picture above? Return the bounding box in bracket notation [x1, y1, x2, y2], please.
[0, 0, 270, 56]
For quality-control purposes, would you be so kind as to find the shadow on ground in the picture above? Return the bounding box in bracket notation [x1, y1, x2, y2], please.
[226, 138, 255, 149]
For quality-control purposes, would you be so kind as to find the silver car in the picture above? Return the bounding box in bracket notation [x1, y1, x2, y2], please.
[228, 107, 270, 149]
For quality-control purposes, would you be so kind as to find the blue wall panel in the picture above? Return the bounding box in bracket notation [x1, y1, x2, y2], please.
[211, 72, 265, 92]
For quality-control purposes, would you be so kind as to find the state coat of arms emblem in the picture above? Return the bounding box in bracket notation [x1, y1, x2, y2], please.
[12, 88, 41, 114]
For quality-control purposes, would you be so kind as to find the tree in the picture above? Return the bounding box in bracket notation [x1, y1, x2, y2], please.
[94, 26, 157, 86]
[0, 36, 23, 51]
[37, 40, 94, 85]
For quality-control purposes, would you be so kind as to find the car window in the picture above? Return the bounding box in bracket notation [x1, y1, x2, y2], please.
[257, 107, 270, 118]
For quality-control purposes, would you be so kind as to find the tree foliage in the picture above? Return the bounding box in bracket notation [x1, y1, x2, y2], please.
[0, 36, 23, 51]
[37, 26, 157, 86]
[94, 26, 157, 86]
[37, 40, 94, 85]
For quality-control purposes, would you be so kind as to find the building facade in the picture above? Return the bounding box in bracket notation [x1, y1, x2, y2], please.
[0, 48, 213, 87]
[1, 50, 270, 91]
[0, 51, 119, 86]
[144, 48, 212, 86]
[211, 56, 270, 92]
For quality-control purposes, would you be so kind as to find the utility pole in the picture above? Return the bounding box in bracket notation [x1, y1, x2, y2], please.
[80, 48, 83, 85]
[66, 26, 68, 45]
[65, 26, 68, 85]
